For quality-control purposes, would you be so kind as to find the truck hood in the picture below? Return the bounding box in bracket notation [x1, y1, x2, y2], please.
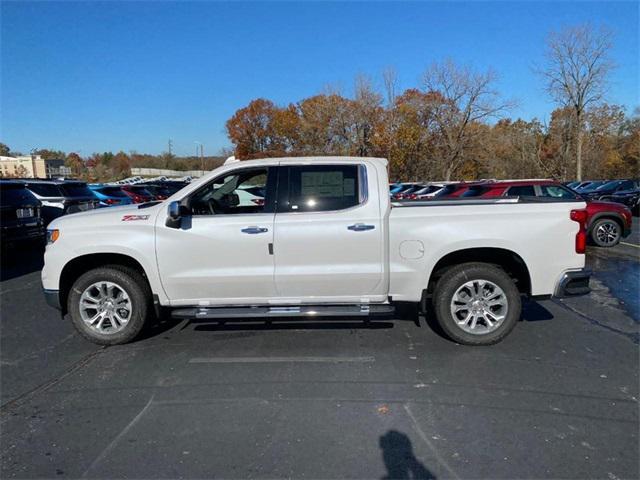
[48, 202, 163, 230]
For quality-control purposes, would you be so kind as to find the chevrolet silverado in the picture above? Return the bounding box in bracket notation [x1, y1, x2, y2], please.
[42, 157, 591, 346]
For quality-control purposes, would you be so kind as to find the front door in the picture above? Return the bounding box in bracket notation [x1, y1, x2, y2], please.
[155, 166, 277, 305]
[273, 163, 386, 303]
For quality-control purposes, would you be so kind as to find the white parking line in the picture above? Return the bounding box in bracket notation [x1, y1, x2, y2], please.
[189, 356, 375, 364]
[82, 394, 155, 477]
[620, 242, 640, 248]
[403, 404, 460, 479]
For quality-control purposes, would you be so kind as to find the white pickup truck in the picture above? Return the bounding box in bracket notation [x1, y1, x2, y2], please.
[42, 157, 591, 346]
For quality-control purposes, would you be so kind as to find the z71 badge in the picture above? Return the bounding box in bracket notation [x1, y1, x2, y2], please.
[121, 215, 150, 221]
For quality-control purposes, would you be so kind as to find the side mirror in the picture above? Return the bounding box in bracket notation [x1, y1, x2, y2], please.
[166, 201, 189, 228]
[168, 201, 181, 220]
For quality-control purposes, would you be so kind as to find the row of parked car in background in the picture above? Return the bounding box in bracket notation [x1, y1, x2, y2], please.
[1, 175, 636, 250]
[0, 178, 190, 248]
[390, 178, 638, 247]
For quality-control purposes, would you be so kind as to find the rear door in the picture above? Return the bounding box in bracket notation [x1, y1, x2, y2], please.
[273, 163, 386, 302]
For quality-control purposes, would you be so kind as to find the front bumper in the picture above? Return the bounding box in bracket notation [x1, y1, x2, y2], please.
[554, 269, 591, 298]
[43, 289, 62, 310]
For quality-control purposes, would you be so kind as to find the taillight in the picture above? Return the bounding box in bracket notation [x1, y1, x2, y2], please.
[251, 198, 265, 206]
[570, 209, 588, 254]
[105, 198, 118, 205]
[408, 194, 417, 200]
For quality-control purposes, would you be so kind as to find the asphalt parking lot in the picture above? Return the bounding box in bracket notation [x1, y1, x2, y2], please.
[1, 231, 638, 479]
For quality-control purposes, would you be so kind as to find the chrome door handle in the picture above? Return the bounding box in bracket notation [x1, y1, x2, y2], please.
[347, 223, 375, 232]
[241, 226, 269, 234]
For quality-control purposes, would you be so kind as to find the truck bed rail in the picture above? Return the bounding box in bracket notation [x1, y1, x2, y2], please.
[392, 196, 584, 208]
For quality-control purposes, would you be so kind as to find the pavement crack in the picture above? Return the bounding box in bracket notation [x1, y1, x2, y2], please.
[0, 347, 107, 416]
[553, 299, 639, 344]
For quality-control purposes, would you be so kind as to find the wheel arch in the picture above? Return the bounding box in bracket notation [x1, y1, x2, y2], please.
[58, 253, 152, 315]
[425, 247, 532, 299]
[587, 212, 624, 232]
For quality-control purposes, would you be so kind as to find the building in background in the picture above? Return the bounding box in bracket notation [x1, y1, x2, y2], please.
[0, 155, 71, 178]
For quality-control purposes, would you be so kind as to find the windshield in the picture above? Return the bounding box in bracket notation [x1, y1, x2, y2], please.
[128, 186, 154, 196]
[414, 185, 440, 195]
[98, 187, 128, 197]
[433, 185, 458, 197]
[164, 183, 188, 194]
[460, 186, 488, 197]
[595, 180, 622, 191]
[60, 183, 94, 197]
[579, 181, 606, 192]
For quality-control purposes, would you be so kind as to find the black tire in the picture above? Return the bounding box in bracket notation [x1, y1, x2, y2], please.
[590, 218, 621, 247]
[68, 265, 151, 345]
[432, 262, 521, 346]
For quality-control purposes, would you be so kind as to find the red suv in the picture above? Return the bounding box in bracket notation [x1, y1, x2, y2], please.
[448, 180, 633, 247]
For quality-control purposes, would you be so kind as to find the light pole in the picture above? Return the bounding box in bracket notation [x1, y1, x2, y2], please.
[194, 142, 204, 173]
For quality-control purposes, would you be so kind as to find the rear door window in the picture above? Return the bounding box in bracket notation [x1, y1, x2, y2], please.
[280, 165, 360, 212]
[538, 185, 578, 199]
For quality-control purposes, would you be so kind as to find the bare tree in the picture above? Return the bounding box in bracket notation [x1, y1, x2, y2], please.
[422, 59, 513, 180]
[540, 24, 614, 180]
[352, 74, 383, 156]
[382, 66, 399, 107]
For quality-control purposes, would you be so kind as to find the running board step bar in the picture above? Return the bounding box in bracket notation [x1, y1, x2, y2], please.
[171, 304, 395, 320]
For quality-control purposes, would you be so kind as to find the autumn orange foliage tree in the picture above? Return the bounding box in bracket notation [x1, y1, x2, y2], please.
[225, 77, 638, 181]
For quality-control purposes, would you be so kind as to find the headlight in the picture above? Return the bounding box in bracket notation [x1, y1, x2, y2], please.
[46, 229, 60, 245]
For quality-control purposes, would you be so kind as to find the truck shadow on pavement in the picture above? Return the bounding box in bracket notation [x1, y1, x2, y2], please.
[520, 300, 555, 322]
[144, 299, 554, 340]
[380, 430, 436, 479]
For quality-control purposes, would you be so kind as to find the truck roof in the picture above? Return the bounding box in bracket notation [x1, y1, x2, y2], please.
[229, 156, 389, 168]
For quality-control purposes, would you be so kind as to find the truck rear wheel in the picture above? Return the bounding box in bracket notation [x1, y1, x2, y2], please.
[68, 265, 151, 345]
[432, 262, 521, 345]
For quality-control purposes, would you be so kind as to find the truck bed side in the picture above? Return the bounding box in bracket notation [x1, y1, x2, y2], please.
[388, 201, 586, 301]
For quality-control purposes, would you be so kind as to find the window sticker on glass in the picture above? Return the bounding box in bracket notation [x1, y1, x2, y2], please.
[343, 178, 355, 196]
[301, 171, 345, 197]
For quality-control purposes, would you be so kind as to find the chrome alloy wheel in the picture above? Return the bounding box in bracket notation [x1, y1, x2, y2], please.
[596, 221, 620, 246]
[79, 281, 132, 334]
[450, 279, 508, 335]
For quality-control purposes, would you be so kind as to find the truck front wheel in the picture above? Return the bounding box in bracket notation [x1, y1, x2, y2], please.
[68, 265, 151, 345]
[432, 262, 521, 345]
